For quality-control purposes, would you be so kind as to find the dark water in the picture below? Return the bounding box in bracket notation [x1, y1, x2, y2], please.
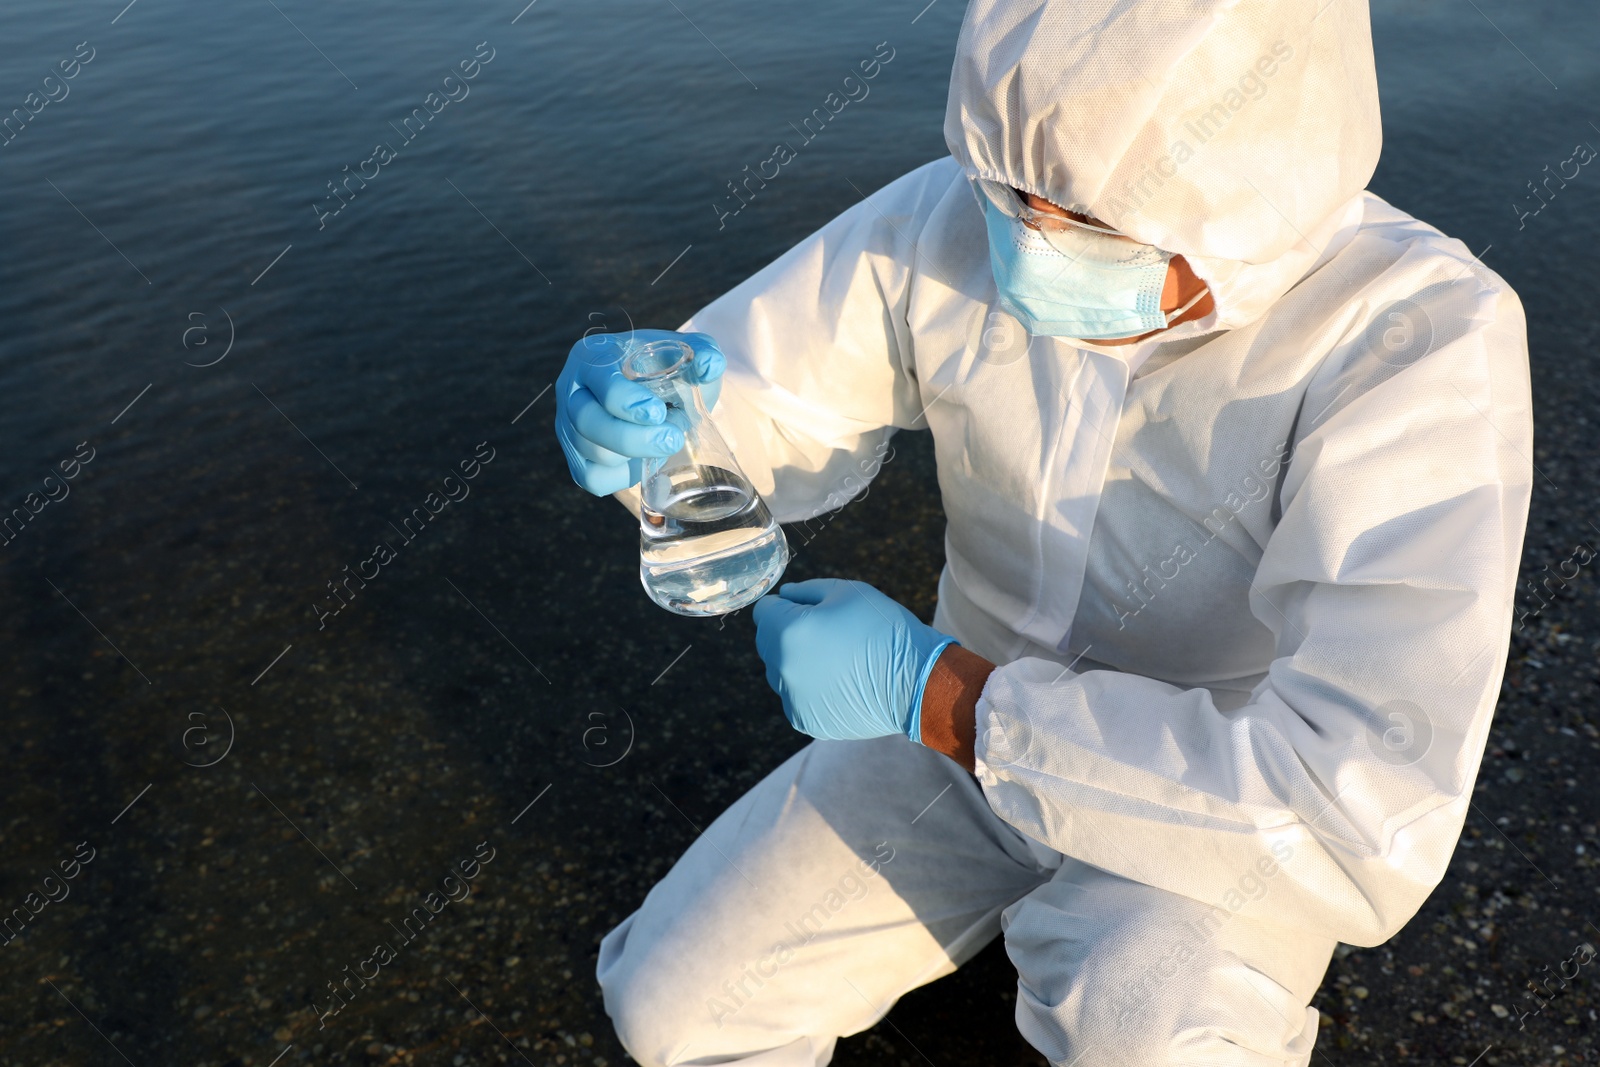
[1, 1, 1598, 1064]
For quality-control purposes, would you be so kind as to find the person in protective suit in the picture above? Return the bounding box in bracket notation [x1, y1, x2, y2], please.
[557, 0, 1533, 1063]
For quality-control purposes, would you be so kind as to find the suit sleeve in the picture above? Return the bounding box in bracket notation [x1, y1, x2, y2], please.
[614, 158, 959, 524]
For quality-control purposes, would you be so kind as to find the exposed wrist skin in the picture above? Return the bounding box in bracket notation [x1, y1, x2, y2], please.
[916, 644, 997, 772]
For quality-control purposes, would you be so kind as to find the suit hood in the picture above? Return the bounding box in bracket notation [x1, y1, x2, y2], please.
[945, 0, 1382, 329]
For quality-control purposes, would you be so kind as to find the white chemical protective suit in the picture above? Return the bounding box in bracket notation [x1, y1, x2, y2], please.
[597, 0, 1532, 1064]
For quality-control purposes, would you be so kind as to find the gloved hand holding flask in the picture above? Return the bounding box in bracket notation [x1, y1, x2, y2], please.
[555, 328, 725, 497]
[557, 329, 789, 616]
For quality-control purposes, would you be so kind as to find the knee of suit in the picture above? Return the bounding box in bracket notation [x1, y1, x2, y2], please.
[596, 913, 685, 1066]
[598, 913, 832, 1067]
[1005, 902, 1182, 1066]
[1002, 888, 1318, 1067]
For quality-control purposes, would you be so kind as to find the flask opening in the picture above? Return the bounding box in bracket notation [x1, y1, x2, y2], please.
[620, 339, 695, 382]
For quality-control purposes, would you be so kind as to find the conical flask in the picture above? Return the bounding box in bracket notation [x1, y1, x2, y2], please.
[621, 338, 790, 617]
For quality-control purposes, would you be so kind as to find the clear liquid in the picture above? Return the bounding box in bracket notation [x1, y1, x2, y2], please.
[639, 465, 789, 617]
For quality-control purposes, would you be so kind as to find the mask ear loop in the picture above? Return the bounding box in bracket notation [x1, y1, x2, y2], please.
[1161, 286, 1209, 326]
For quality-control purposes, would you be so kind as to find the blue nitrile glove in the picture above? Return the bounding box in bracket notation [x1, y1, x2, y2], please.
[554, 329, 726, 496]
[752, 578, 959, 742]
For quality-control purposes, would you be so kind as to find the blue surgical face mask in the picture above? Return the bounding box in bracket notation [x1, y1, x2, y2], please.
[982, 194, 1177, 340]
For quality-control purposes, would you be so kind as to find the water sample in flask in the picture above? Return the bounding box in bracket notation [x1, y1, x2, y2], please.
[622, 337, 789, 617]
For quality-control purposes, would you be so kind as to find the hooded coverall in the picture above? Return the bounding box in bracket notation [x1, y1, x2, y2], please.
[597, 1, 1533, 1063]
